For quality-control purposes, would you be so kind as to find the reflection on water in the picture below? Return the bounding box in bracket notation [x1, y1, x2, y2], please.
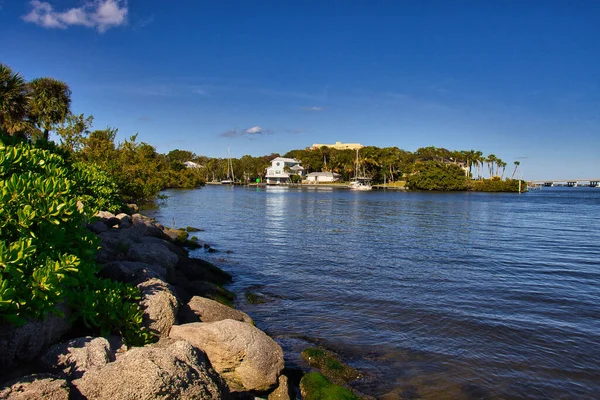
[148, 187, 600, 399]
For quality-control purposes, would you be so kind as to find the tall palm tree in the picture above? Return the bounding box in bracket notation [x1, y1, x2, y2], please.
[0, 63, 29, 135]
[511, 161, 521, 179]
[487, 154, 497, 177]
[27, 77, 72, 141]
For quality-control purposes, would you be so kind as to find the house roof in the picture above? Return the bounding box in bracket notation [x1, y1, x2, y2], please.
[290, 165, 304, 170]
[306, 171, 341, 177]
[272, 157, 301, 164]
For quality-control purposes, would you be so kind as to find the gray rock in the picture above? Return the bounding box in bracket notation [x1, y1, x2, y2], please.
[169, 320, 284, 393]
[126, 203, 139, 213]
[139, 236, 188, 258]
[88, 220, 108, 233]
[185, 296, 253, 324]
[0, 305, 72, 375]
[96, 211, 116, 219]
[127, 242, 178, 271]
[115, 213, 132, 228]
[102, 217, 121, 228]
[72, 340, 224, 400]
[100, 261, 167, 283]
[40, 337, 113, 379]
[138, 278, 179, 336]
[131, 213, 166, 238]
[268, 375, 291, 400]
[0, 374, 70, 400]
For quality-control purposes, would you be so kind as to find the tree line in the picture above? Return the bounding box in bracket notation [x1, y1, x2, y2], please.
[1, 62, 523, 197]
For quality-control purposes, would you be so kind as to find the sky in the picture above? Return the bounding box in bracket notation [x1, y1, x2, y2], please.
[1, 0, 599, 180]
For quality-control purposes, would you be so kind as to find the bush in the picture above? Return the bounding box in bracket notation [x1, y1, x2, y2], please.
[0, 137, 151, 345]
[407, 161, 468, 191]
[468, 178, 525, 192]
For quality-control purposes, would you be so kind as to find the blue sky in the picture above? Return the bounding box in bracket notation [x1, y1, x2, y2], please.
[1, 0, 599, 180]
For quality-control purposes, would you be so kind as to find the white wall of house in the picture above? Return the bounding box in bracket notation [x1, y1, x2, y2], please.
[305, 172, 340, 182]
[265, 157, 304, 184]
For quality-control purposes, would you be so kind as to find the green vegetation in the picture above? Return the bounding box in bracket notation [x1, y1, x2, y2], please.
[300, 372, 360, 400]
[0, 135, 153, 345]
[406, 161, 468, 191]
[301, 348, 360, 385]
[469, 177, 526, 192]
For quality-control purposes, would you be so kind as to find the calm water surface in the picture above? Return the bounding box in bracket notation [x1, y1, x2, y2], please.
[148, 186, 600, 399]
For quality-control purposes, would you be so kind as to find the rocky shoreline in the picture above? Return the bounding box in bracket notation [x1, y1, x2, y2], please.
[0, 210, 292, 399]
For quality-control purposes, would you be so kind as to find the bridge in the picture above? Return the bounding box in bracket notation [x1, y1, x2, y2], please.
[528, 179, 600, 187]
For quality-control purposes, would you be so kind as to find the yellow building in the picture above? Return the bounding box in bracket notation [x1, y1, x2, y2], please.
[311, 141, 364, 150]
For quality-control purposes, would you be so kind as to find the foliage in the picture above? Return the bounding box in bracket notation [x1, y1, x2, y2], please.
[0, 64, 29, 136]
[71, 162, 122, 214]
[407, 161, 468, 191]
[468, 178, 525, 192]
[0, 137, 150, 345]
[27, 77, 72, 141]
[300, 372, 359, 400]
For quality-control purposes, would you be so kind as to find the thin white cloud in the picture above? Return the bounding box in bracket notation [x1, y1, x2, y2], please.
[22, 0, 128, 32]
[245, 126, 263, 135]
[191, 86, 210, 96]
[303, 106, 324, 112]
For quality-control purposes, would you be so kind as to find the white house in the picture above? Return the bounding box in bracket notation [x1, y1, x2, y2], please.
[305, 171, 341, 183]
[183, 161, 201, 169]
[265, 157, 304, 184]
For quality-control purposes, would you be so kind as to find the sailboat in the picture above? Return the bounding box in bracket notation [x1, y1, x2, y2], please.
[221, 146, 234, 184]
[349, 148, 372, 191]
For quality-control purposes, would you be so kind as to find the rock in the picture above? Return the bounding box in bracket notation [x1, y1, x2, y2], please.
[0, 304, 72, 375]
[96, 211, 116, 219]
[169, 320, 284, 392]
[87, 220, 108, 233]
[126, 203, 139, 213]
[176, 257, 232, 284]
[127, 242, 178, 271]
[181, 296, 253, 325]
[40, 337, 113, 379]
[102, 217, 121, 228]
[139, 236, 188, 258]
[0, 374, 70, 400]
[72, 340, 224, 400]
[268, 375, 291, 400]
[185, 226, 203, 232]
[131, 213, 167, 238]
[301, 348, 360, 385]
[185, 280, 235, 307]
[299, 372, 359, 400]
[138, 279, 179, 336]
[100, 260, 167, 283]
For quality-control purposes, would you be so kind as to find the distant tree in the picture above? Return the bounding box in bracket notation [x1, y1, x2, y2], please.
[407, 161, 467, 191]
[0, 64, 29, 136]
[27, 77, 72, 141]
[511, 161, 521, 179]
[56, 113, 94, 153]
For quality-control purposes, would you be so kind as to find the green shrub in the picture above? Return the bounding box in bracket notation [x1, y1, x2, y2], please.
[468, 178, 525, 192]
[0, 137, 151, 345]
[407, 161, 468, 191]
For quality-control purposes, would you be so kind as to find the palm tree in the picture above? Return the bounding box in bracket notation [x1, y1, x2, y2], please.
[0, 64, 29, 135]
[486, 154, 497, 177]
[27, 77, 72, 141]
[511, 161, 521, 179]
[498, 160, 507, 179]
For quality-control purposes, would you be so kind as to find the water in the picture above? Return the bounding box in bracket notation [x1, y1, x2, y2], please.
[147, 186, 600, 399]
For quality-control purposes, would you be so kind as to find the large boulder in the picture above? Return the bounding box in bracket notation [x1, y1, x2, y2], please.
[0, 304, 72, 375]
[127, 242, 178, 271]
[180, 296, 253, 325]
[131, 213, 167, 238]
[184, 280, 235, 306]
[169, 320, 284, 393]
[176, 257, 232, 284]
[139, 236, 188, 258]
[72, 340, 224, 400]
[0, 374, 70, 400]
[99, 261, 167, 284]
[137, 279, 179, 336]
[40, 337, 113, 379]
